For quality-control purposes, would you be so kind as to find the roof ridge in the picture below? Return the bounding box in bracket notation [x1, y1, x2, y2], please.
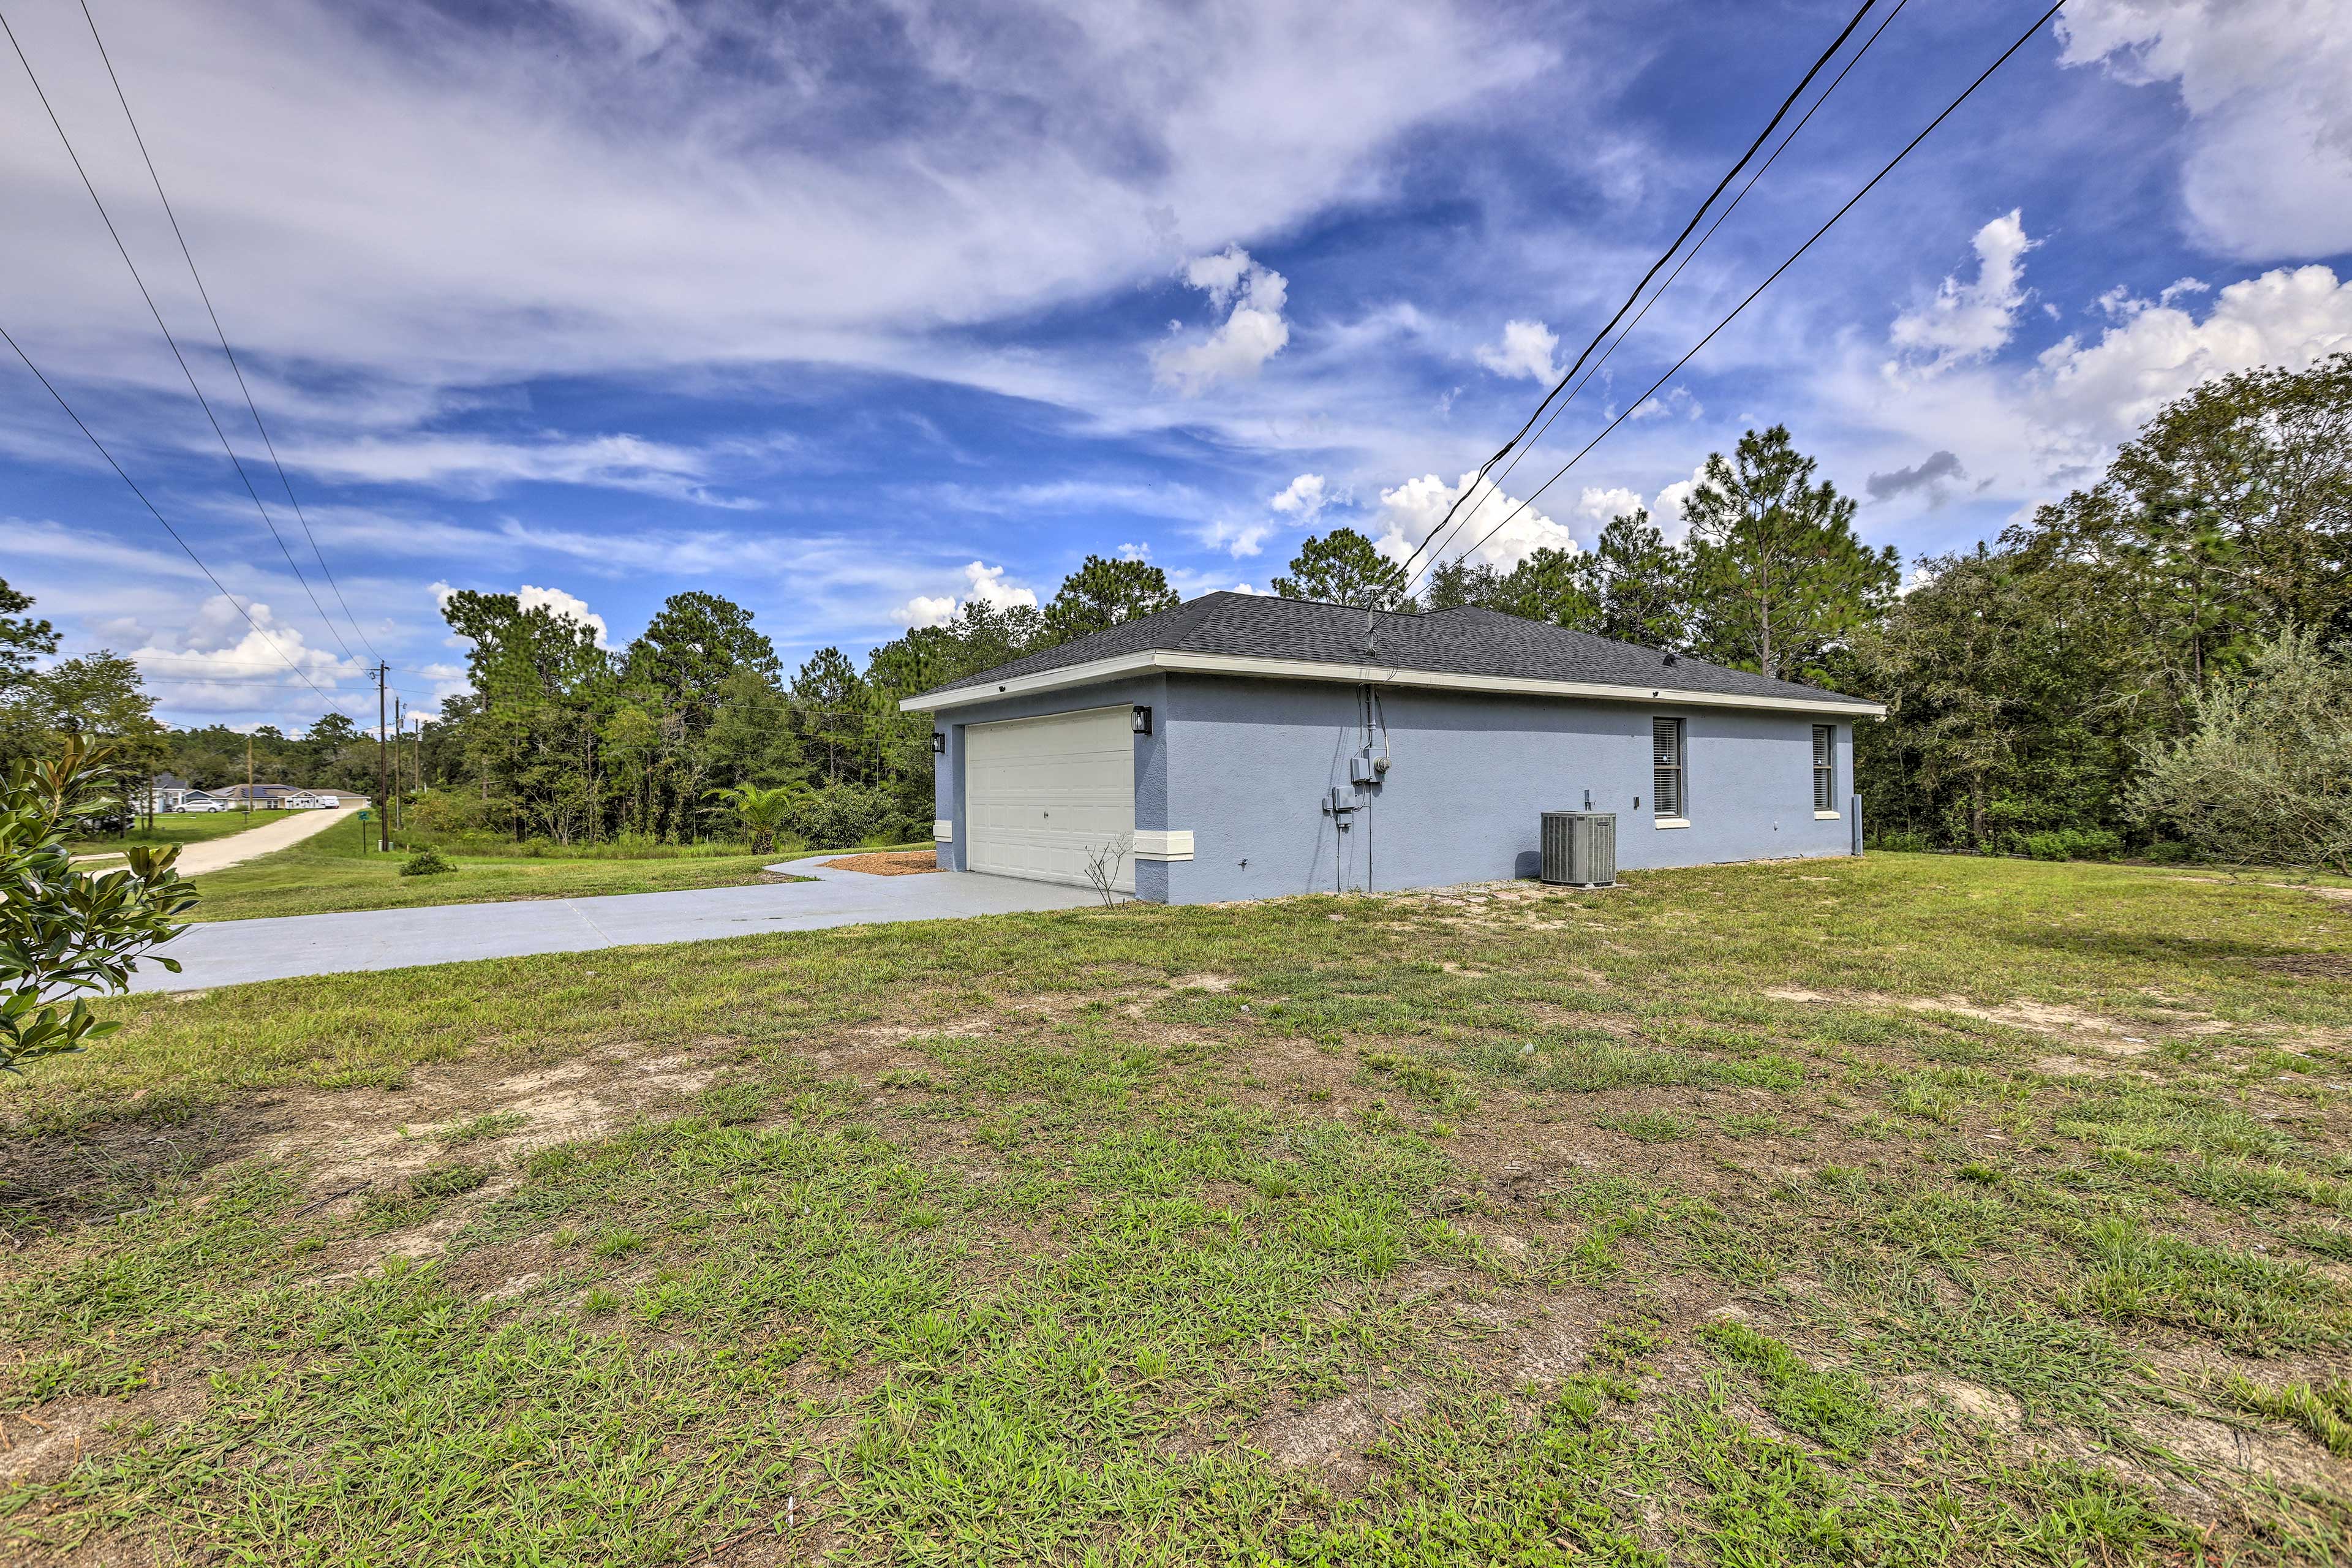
[914, 589, 1871, 707]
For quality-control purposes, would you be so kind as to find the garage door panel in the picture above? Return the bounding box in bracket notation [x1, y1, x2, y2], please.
[966, 707, 1135, 891]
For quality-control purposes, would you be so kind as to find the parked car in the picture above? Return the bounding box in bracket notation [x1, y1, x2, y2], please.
[72, 805, 133, 837]
[180, 797, 228, 813]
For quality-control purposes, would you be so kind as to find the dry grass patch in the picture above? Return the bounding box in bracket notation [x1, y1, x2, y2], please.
[4, 853, 2350, 1564]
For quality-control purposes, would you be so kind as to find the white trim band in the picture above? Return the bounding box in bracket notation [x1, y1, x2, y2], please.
[932, 820, 954, 842]
[901, 648, 1883, 718]
[1133, 829, 1194, 861]
[1814, 811, 1841, 821]
[1654, 817, 1691, 830]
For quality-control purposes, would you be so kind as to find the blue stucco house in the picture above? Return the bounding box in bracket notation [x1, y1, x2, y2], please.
[901, 593, 1884, 903]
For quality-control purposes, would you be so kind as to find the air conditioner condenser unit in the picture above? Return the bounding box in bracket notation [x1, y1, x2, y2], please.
[1540, 811, 1616, 887]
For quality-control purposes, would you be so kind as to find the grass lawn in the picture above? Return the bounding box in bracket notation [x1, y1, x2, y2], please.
[64, 809, 281, 859]
[4, 854, 2351, 1564]
[175, 826, 837, 922]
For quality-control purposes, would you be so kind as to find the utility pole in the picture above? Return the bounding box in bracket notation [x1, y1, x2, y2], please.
[245, 733, 254, 822]
[393, 696, 404, 834]
[376, 662, 391, 852]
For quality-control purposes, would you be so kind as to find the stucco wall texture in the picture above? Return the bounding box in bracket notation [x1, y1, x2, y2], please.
[932, 673, 1853, 904]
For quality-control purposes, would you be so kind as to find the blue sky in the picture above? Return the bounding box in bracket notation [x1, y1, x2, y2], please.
[4, 0, 2349, 731]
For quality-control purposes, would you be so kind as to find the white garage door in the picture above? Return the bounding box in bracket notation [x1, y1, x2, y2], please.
[965, 706, 1136, 891]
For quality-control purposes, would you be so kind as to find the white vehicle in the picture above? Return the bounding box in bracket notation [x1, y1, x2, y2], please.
[180, 797, 229, 813]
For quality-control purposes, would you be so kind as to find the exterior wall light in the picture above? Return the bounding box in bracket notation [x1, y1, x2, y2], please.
[930, 731, 948, 754]
[1131, 705, 1153, 735]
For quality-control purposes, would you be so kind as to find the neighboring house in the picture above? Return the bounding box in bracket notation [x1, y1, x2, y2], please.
[134, 774, 192, 812]
[901, 593, 1885, 903]
[202, 783, 310, 809]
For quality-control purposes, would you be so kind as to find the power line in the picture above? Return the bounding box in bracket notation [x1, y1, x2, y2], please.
[73, 0, 382, 665]
[1411, 0, 1912, 579]
[0, 318, 362, 719]
[0, 4, 358, 662]
[1395, 0, 1883, 582]
[1420, 1, 2070, 594]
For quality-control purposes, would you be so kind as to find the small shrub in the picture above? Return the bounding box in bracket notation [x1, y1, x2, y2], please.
[1873, 831, 1932, 854]
[2021, 827, 2121, 862]
[787, 783, 899, 850]
[399, 846, 458, 877]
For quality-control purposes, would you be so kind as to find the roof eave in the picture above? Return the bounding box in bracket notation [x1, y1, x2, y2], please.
[900, 649, 1887, 718]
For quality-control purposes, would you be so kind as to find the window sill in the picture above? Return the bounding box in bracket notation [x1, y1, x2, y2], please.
[1654, 817, 1691, 830]
[1814, 810, 1842, 821]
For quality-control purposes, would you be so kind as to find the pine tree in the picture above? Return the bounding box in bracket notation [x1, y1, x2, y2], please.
[1272, 529, 1411, 610]
[1682, 426, 1898, 682]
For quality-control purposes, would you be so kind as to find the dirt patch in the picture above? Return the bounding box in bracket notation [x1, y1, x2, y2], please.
[2124, 1411, 2346, 1496]
[825, 850, 938, 876]
[243, 1049, 721, 1203]
[1, 1114, 239, 1231]
[0, 1400, 111, 1486]
[1766, 987, 2162, 1055]
[2262, 954, 2352, 980]
[1927, 1376, 2021, 1428]
[1250, 1384, 1425, 1493]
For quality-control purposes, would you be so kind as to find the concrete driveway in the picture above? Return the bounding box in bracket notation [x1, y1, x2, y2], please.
[126, 855, 1105, 993]
[77, 804, 366, 875]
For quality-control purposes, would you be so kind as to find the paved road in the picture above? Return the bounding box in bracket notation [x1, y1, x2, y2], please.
[127, 855, 1102, 993]
[78, 804, 366, 875]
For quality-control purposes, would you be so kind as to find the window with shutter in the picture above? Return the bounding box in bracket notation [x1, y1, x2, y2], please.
[1652, 718, 1684, 819]
[1812, 725, 1835, 812]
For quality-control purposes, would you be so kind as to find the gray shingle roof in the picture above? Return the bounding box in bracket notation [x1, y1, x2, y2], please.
[921, 592, 1874, 707]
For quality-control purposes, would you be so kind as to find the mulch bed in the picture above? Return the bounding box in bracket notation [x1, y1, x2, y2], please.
[825, 850, 939, 876]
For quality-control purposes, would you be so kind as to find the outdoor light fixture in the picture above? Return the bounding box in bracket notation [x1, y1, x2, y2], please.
[1131, 705, 1153, 736]
[930, 731, 947, 754]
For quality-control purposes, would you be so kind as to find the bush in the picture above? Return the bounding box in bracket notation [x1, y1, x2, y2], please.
[399, 846, 458, 878]
[1872, 831, 1932, 854]
[407, 789, 502, 840]
[2139, 840, 2193, 864]
[2021, 827, 2121, 862]
[787, 783, 898, 850]
[2130, 628, 2352, 875]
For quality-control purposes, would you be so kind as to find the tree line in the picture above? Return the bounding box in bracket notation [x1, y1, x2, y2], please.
[6, 351, 2343, 866]
[1266, 358, 2350, 861]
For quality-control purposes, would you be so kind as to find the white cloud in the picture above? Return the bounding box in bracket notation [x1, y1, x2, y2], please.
[2057, 0, 2352, 259]
[1268, 472, 1327, 519]
[1196, 518, 1275, 559]
[1651, 464, 1712, 541]
[518, 584, 612, 646]
[1117, 542, 1151, 561]
[279, 431, 761, 506]
[1888, 211, 2037, 376]
[892, 560, 1038, 626]
[1370, 470, 1577, 573]
[1628, 386, 1702, 421]
[0, 0, 1551, 431]
[1574, 486, 1645, 527]
[121, 596, 368, 717]
[894, 595, 959, 628]
[1153, 247, 1292, 393]
[2030, 263, 2352, 445]
[1474, 318, 1559, 383]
